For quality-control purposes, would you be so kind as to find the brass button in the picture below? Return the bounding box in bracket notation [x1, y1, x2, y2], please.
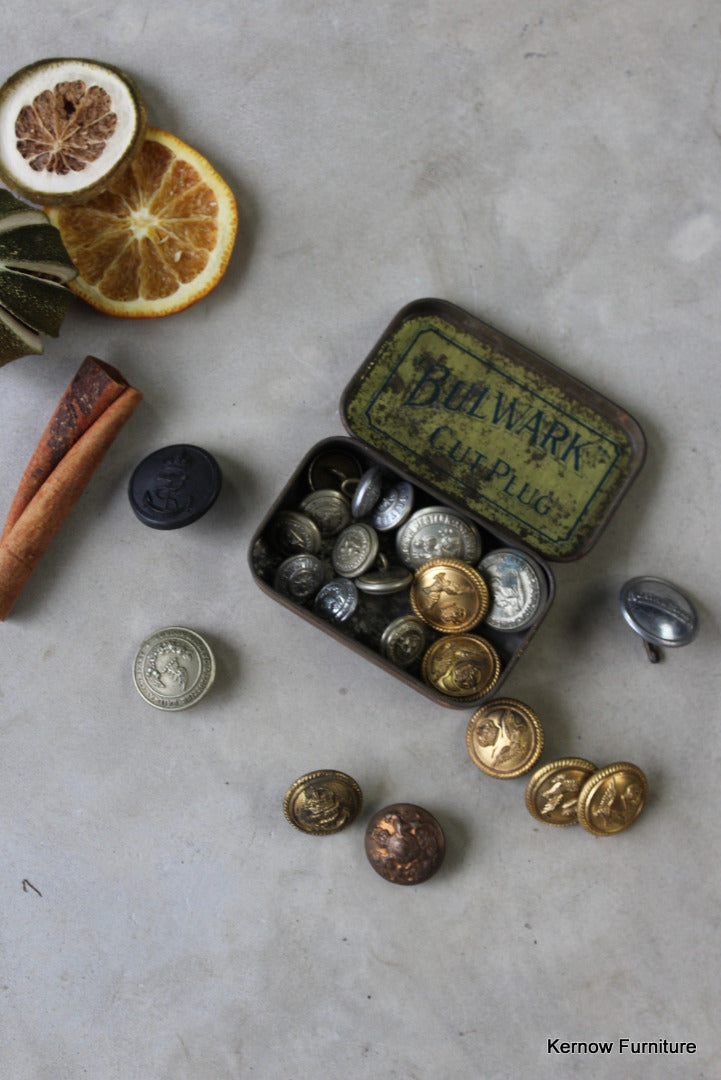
[525, 758, 597, 826]
[283, 770, 363, 835]
[422, 634, 500, 700]
[365, 804, 445, 885]
[410, 558, 489, 633]
[577, 762, 648, 836]
[466, 698, 544, 779]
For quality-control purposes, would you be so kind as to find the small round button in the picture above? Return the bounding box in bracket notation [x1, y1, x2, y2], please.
[284, 770, 363, 835]
[133, 626, 216, 711]
[466, 698, 544, 779]
[129, 444, 221, 529]
[577, 762, 648, 836]
[422, 634, 500, 700]
[411, 557, 489, 633]
[525, 758, 597, 826]
[365, 804, 445, 885]
[620, 576, 699, 648]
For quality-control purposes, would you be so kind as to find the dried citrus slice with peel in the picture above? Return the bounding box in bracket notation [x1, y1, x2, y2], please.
[0, 188, 77, 366]
[0, 58, 147, 205]
[46, 128, 238, 318]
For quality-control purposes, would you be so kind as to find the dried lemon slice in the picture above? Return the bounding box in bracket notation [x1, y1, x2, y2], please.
[46, 128, 238, 318]
[0, 188, 77, 366]
[0, 57, 147, 205]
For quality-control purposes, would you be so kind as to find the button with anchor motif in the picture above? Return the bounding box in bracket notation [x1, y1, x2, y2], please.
[129, 444, 222, 529]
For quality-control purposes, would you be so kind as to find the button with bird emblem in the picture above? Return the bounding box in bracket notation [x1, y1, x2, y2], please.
[577, 762, 648, 836]
[411, 557, 489, 634]
[525, 758, 597, 826]
[466, 698, 544, 779]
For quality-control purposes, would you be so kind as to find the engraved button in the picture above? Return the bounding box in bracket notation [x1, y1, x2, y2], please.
[396, 506, 482, 569]
[314, 578, 358, 623]
[466, 698, 544, 779]
[274, 554, 325, 603]
[577, 762, 648, 836]
[128, 444, 221, 529]
[299, 488, 351, 537]
[331, 522, 380, 578]
[284, 770, 363, 835]
[133, 626, 216, 711]
[479, 548, 548, 632]
[525, 758, 597, 826]
[365, 804, 445, 884]
[267, 510, 322, 556]
[350, 465, 384, 518]
[410, 557, 489, 633]
[620, 577, 699, 649]
[421, 634, 500, 700]
[369, 479, 414, 531]
[380, 614, 427, 668]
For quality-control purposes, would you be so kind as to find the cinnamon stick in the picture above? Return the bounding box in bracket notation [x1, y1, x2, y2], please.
[0, 357, 142, 620]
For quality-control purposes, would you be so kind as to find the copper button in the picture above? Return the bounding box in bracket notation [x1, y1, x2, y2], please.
[284, 770, 363, 835]
[365, 803, 445, 884]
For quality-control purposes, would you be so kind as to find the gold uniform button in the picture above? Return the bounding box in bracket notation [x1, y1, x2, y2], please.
[466, 698, 544, 779]
[525, 758, 597, 826]
[283, 770, 363, 835]
[577, 762, 648, 836]
[422, 634, 501, 700]
[410, 557, 489, 633]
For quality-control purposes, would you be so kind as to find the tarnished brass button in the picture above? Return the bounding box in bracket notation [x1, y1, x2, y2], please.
[466, 698, 544, 779]
[577, 762, 648, 836]
[283, 770, 363, 835]
[365, 804, 445, 884]
[380, 614, 427, 668]
[525, 758, 597, 826]
[422, 634, 500, 700]
[307, 449, 362, 492]
[410, 558, 489, 633]
[299, 488, 351, 537]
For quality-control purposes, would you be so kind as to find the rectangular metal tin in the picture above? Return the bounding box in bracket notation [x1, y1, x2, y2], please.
[249, 299, 644, 708]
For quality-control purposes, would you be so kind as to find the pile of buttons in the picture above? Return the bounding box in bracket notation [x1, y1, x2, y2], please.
[254, 450, 549, 704]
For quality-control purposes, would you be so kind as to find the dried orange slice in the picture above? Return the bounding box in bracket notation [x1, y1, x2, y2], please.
[45, 128, 237, 317]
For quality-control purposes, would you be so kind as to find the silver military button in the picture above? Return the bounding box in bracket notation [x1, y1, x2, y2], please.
[314, 578, 359, 623]
[133, 626, 216, 711]
[299, 489, 351, 537]
[380, 614, 428, 668]
[267, 509, 322, 556]
[620, 576, 699, 660]
[332, 522, 380, 578]
[274, 554, 325, 602]
[369, 479, 415, 531]
[478, 548, 548, 632]
[356, 563, 413, 595]
[396, 506, 483, 569]
[351, 466, 384, 518]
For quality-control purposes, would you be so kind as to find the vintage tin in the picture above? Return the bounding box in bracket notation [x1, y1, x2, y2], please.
[249, 299, 646, 708]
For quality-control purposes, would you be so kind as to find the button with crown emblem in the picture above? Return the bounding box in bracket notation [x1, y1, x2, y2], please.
[283, 770, 363, 835]
[129, 444, 222, 529]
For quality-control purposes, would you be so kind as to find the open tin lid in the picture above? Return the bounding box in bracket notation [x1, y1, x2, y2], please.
[341, 299, 646, 562]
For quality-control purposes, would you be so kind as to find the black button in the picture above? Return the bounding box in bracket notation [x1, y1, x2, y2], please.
[128, 444, 221, 529]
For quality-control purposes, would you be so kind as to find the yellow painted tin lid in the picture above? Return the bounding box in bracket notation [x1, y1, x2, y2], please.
[341, 299, 646, 561]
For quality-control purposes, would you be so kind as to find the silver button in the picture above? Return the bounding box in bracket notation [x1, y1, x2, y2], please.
[620, 576, 699, 660]
[478, 548, 548, 632]
[331, 522, 380, 578]
[396, 506, 482, 569]
[133, 626, 216, 711]
[350, 465, 384, 518]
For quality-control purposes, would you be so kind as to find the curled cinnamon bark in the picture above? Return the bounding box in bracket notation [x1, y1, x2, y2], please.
[0, 356, 141, 619]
